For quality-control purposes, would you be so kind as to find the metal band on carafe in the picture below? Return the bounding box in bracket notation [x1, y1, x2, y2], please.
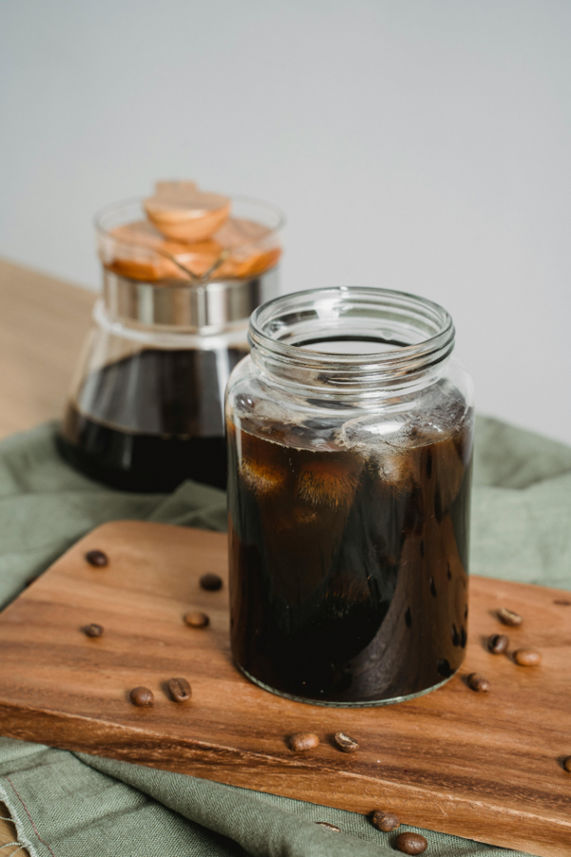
[103, 267, 279, 334]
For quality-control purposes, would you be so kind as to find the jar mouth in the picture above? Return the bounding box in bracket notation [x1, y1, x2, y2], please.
[249, 287, 455, 386]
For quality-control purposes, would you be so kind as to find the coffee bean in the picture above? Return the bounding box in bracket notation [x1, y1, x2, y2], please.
[129, 686, 154, 707]
[184, 611, 210, 629]
[370, 810, 400, 832]
[83, 623, 104, 638]
[200, 572, 223, 591]
[437, 658, 453, 678]
[288, 732, 320, 753]
[166, 677, 192, 703]
[332, 731, 359, 753]
[487, 633, 509, 654]
[563, 756, 571, 773]
[467, 673, 490, 692]
[315, 821, 340, 832]
[395, 832, 428, 854]
[513, 648, 541, 666]
[85, 549, 108, 568]
[497, 607, 522, 627]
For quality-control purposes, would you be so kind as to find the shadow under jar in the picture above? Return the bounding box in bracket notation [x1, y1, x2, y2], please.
[58, 196, 283, 492]
[226, 287, 474, 705]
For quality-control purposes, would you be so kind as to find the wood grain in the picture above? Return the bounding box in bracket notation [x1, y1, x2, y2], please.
[0, 521, 568, 856]
[0, 258, 93, 439]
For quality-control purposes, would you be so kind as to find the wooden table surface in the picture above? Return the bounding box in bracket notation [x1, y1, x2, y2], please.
[0, 258, 94, 439]
[0, 257, 94, 849]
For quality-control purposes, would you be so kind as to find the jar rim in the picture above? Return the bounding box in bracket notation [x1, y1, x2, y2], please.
[249, 286, 455, 384]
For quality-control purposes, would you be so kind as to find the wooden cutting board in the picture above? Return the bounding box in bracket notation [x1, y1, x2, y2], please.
[0, 521, 569, 857]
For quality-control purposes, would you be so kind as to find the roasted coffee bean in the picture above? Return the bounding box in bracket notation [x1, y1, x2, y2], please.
[467, 673, 490, 692]
[288, 732, 320, 753]
[333, 731, 359, 753]
[129, 686, 154, 707]
[437, 658, 453, 678]
[370, 810, 400, 832]
[395, 832, 428, 854]
[200, 572, 223, 591]
[497, 607, 522, 627]
[315, 821, 340, 832]
[85, 549, 108, 568]
[513, 648, 541, 666]
[83, 623, 104, 638]
[166, 677, 192, 702]
[563, 756, 571, 773]
[184, 611, 210, 628]
[487, 633, 509, 654]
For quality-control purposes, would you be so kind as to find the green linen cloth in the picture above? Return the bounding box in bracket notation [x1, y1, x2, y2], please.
[0, 417, 569, 857]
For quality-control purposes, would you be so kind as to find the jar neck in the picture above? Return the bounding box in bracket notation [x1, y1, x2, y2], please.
[248, 287, 455, 399]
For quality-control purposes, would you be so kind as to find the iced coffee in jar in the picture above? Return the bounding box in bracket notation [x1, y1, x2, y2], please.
[226, 287, 474, 705]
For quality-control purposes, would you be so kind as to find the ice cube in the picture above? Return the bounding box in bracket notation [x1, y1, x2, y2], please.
[339, 415, 420, 491]
[296, 457, 361, 509]
[338, 415, 409, 450]
[240, 457, 287, 497]
[376, 446, 418, 489]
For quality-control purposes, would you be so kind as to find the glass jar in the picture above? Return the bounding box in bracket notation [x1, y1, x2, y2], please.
[58, 195, 283, 492]
[226, 287, 474, 706]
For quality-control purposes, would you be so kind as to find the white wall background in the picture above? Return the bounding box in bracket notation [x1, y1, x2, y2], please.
[1, 0, 570, 443]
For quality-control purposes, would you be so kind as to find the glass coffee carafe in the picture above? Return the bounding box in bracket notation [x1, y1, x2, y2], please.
[58, 184, 283, 492]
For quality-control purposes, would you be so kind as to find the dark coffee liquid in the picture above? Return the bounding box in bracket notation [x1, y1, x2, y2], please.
[59, 347, 246, 491]
[228, 406, 472, 704]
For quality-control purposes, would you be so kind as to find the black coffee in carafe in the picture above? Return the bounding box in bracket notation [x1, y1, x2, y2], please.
[59, 346, 247, 491]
